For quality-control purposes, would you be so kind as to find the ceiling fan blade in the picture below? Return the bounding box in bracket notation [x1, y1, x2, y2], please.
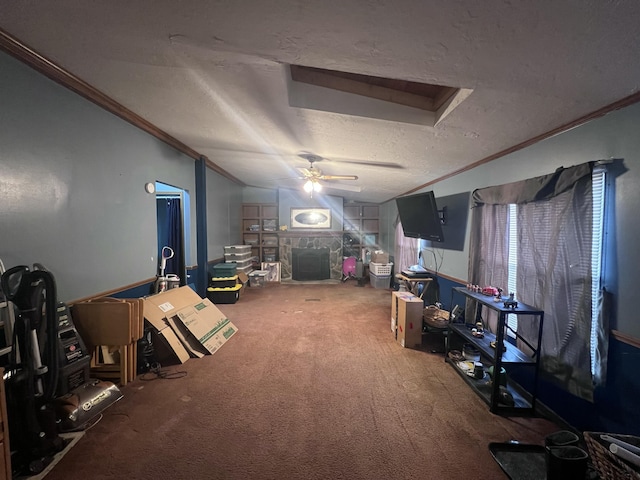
[320, 182, 362, 193]
[270, 175, 306, 181]
[319, 175, 359, 181]
[328, 158, 404, 169]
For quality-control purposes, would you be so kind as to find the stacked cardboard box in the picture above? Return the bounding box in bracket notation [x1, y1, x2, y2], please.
[371, 251, 390, 264]
[142, 286, 238, 364]
[391, 291, 423, 348]
[72, 287, 240, 382]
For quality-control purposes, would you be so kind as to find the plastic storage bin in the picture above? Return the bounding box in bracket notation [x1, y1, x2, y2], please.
[209, 275, 238, 288]
[237, 264, 254, 275]
[225, 257, 252, 269]
[369, 272, 391, 289]
[249, 270, 268, 287]
[212, 263, 237, 277]
[370, 262, 393, 276]
[224, 245, 251, 253]
[224, 251, 251, 262]
[207, 284, 242, 304]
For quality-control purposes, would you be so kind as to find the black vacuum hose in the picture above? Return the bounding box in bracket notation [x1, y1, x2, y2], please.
[1, 266, 60, 402]
[31, 270, 59, 403]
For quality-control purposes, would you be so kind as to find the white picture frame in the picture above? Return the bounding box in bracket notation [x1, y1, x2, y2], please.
[261, 262, 281, 282]
[290, 208, 331, 229]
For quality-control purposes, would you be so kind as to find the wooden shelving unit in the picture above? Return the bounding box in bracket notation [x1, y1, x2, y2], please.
[342, 203, 379, 258]
[242, 203, 279, 263]
[0, 272, 15, 360]
[0, 368, 10, 480]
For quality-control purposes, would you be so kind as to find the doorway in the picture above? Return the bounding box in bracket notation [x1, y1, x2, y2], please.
[155, 182, 189, 286]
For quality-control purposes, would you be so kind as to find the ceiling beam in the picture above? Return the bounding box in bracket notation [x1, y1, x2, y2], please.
[291, 65, 437, 111]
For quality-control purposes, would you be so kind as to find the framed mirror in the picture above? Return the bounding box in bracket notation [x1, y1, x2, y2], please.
[290, 208, 331, 229]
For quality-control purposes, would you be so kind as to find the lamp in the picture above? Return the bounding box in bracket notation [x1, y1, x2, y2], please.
[303, 179, 322, 193]
[303, 180, 313, 193]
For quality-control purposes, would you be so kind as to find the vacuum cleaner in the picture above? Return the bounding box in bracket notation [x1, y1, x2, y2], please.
[1, 264, 122, 476]
[153, 246, 180, 294]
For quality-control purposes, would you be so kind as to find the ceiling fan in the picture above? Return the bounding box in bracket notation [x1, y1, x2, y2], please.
[295, 153, 360, 194]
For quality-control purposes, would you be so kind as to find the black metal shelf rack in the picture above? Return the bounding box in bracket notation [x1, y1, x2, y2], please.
[446, 287, 544, 415]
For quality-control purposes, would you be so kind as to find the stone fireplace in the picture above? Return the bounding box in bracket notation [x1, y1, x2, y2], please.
[292, 248, 330, 280]
[278, 232, 344, 281]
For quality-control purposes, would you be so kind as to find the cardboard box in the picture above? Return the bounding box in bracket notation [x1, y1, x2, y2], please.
[391, 291, 399, 333]
[173, 298, 237, 355]
[237, 271, 249, 295]
[143, 286, 238, 360]
[142, 286, 204, 363]
[152, 327, 191, 365]
[371, 251, 390, 264]
[392, 291, 423, 348]
[143, 286, 203, 331]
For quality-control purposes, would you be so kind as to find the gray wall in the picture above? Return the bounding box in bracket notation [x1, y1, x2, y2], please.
[0, 51, 238, 301]
[206, 169, 243, 259]
[277, 189, 344, 230]
[242, 186, 278, 204]
[386, 102, 640, 338]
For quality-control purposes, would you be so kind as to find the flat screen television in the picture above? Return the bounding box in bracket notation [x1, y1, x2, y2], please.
[395, 191, 445, 242]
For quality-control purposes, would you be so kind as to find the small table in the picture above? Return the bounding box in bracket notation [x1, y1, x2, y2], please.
[395, 273, 433, 299]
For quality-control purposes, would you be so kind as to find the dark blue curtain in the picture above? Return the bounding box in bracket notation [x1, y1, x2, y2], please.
[156, 196, 184, 281]
[165, 198, 183, 278]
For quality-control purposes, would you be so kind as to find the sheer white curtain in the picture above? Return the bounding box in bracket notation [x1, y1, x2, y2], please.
[394, 220, 418, 273]
[467, 203, 510, 332]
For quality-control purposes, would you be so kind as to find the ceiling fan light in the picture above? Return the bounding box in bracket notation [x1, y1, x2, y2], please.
[303, 180, 313, 192]
[313, 181, 322, 192]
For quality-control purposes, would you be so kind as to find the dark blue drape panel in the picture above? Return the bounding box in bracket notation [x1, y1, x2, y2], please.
[156, 198, 169, 271]
[195, 157, 208, 296]
[165, 198, 183, 278]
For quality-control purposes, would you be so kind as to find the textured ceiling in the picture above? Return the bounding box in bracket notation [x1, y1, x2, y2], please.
[2, 1, 640, 203]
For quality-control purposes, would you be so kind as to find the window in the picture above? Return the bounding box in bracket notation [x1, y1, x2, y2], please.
[506, 204, 518, 338]
[502, 168, 606, 372]
[469, 162, 607, 399]
[590, 166, 606, 376]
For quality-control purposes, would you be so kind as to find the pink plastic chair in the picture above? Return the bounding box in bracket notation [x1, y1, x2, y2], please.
[342, 256, 357, 281]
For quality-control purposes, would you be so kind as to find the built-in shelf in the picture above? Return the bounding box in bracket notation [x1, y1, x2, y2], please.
[343, 203, 379, 258]
[242, 203, 279, 263]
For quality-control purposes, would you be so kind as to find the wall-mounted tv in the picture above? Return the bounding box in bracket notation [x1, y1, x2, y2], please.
[424, 191, 470, 251]
[395, 191, 444, 242]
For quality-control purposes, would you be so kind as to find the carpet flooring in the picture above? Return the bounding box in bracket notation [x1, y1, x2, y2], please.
[42, 282, 559, 479]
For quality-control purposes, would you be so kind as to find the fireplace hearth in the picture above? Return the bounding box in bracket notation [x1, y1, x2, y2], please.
[292, 248, 330, 281]
[278, 232, 344, 281]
